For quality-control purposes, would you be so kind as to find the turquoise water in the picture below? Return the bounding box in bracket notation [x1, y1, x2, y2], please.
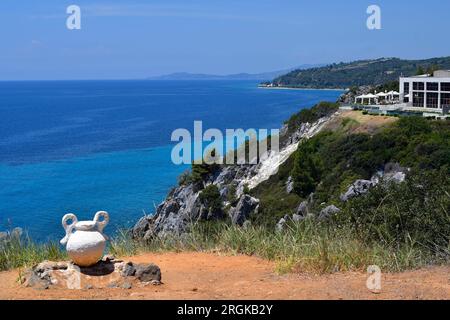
[0, 80, 342, 240]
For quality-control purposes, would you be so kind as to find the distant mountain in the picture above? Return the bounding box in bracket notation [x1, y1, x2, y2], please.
[147, 65, 323, 81]
[268, 57, 450, 89]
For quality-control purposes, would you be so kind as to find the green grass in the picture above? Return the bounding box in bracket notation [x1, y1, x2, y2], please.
[2, 219, 447, 274]
[110, 220, 447, 275]
[0, 233, 66, 271]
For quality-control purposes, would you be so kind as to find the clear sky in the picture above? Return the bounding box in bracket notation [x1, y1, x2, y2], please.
[1, 0, 449, 80]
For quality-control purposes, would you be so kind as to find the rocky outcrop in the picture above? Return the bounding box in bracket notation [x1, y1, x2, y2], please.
[385, 171, 406, 184]
[383, 162, 407, 184]
[292, 214, 305, 222]
[0, 227, 23, 246]
[318, 205, 341, 220]
[340, 163, 408, 202]
[293, 192, 315, 220]
[132, 216, 154, 241]
[132, 184, 203, 239]
[229, 195, 260, 226]
[296, 200, 309, 216]
[280, 164, 408, 225]
[275, 215, 290, 232]
[131, 114, 339, 240]
[286, 176, 294, 194]
[340, 178, 378, 202]
[132, 165, 256, 239]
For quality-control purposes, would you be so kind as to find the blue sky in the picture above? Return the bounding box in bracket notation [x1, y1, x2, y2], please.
[1, 0, 449, 80]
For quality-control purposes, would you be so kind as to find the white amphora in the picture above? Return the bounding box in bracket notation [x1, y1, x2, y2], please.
[60, 211, 109, 267]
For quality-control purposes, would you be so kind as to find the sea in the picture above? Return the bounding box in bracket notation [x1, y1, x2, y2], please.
[0, 80, 342, 241]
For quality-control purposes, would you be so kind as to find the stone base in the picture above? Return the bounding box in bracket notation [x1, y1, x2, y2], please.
[22, 255, 162, 290]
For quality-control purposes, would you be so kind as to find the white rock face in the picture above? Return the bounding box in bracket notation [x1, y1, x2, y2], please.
[60, 211, 109, 267]
[242, 114, 337, 190]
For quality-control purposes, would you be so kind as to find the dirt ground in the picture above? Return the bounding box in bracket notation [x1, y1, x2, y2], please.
[324, 110, 398, 134]
[0, 252, 448, 300]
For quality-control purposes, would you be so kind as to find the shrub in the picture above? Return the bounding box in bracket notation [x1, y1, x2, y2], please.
[337, 168, 450, 255]
[199, 185, 223, 213]
[290, 117, 450, 203]
[190, 149, 221, 185]
[227, 184, 238, 205]
[242, 184, 250, 195]
[285, 101, 338, 135]
[291, 139, 323, 197]
[191, 163, 218, 185]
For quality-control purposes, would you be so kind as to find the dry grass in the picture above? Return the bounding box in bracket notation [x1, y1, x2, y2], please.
[110, 220, 444, 275]
[324, 110, 398, 134]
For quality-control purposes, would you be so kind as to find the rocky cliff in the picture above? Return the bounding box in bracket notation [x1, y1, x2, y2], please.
[132, 111, 339, 240]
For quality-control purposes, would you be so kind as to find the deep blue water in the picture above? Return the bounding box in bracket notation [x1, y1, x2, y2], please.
[0, 80, 342, 241]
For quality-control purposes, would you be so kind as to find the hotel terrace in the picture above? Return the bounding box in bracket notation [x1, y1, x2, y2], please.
[349, 70, 450, 119]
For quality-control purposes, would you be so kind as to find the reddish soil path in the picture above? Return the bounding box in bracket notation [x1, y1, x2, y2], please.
[0, 252, 448, 300]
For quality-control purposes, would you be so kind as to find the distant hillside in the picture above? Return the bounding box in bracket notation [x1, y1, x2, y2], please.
[147, 64, 323, 81]
[268, 57, 450, 89]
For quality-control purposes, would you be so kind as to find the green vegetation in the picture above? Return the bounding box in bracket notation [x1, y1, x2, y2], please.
[291, 137, 323, 197]
[416, 66, 425, 76]
[337, 169, 449, 257]
[371, 80, 399, 94]
[199, 185, 223, 213]
[191, 165, 219, 185]
[111, 116, 449, 274]
[271, 57, 450, 88]
[226, 184, 238, 205]
[109, 220, 444, 274]
[242, 184, 250, 195]
[184, 149, 221, 185]
[426, 64, 440, 75]
[3, 166, 448, 274]
[250, 155, 301, 227]
[246, 116, 450, 271]
[416, 64, 440, 76]
[284, 101, 338, 136]
[2, 110, 448, 276]
[291, 117, 449, 204]
[0, 233, 66, 271]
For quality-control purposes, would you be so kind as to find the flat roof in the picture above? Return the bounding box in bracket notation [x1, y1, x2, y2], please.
[400, 76, 450, 80]
[400, 70, 450, 79]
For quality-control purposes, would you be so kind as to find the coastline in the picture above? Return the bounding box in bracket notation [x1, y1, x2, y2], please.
[0, 81, 343, 241]
[258, 85, 346, 92]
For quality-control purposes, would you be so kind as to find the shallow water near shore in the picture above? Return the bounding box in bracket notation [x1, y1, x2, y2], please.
[0, 80, 342, 241]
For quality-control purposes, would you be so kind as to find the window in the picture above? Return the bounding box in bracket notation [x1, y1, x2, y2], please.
[403, 82, 410, 93]
[427, 82, 439, 91]
[413, 92, 424, 107]
[413, 82, 425, 90]
[426, 93, 439, 108]
[441, 93, 450, 108]
[441, 83, 450, 92]
[403, 82, 410, 103]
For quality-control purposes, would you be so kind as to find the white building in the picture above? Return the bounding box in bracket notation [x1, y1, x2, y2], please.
[400, 70, 450, 114]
